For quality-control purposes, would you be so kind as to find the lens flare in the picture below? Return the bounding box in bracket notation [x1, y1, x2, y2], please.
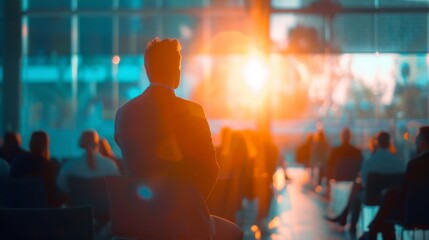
[137, 185, 153, 200]
[241, 56, 269, 92]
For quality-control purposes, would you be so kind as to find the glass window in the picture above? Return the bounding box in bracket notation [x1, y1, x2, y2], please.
[271, 0, 318, 9]
[28, 17, 71, 56]
[78, 0, 111, 9]
[379, 0, 429, 8]
[118, 0, 158, 9]
[270, 14, 326, 53]
[79, 17, 113, 55]
[118, 16, 157, 55]
[22, 17, 75, 156]
[163, 15, 203, 53]
[377, 14, 428, 53]
[27, 0, 71, 10]
[333, 14, 375, 53]
[163, 0, 208, 9]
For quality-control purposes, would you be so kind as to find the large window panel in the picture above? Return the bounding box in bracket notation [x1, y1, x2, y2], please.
[118, 16, 157, 55]
[163, 0, 208, 9]
[79, 17, 113, 56]
[270, 14, 326, 53]
[333, 14, 375, 53]
[28, 17, 71, 56]
[27, 0, 71, 10]
[78, 0, 111, 9]
[119, 0, 158, 9]
[163, 15, 203, 53]
[377, 14, 428, 53]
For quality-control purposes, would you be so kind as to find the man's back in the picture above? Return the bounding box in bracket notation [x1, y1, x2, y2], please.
[115, 85, 218, 199]
[361, 149, 405, 185]
[328, 144, 363, 181]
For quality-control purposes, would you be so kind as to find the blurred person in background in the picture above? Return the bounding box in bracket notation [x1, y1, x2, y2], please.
[0, 132, 28, 164]
[10, 131, 62, 206]
[57, 130, 120, 193]
[311, 129, 330, 189]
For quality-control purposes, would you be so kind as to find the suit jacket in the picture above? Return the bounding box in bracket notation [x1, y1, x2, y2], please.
[326, 143, 363, 181]
[399, 151, 429, 203]
[114, 85, 219, 199]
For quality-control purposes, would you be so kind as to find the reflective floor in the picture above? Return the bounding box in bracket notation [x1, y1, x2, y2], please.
[240, 168, 428, 240]
[241, 168, 360, 240]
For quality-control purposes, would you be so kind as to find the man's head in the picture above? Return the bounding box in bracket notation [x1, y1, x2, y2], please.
[341, 128, 351, 145]
[144, 38, 182, 89]
[30, 131, 50, 160]
[416, 126, 429, 153]
[376, 131, 390, 149]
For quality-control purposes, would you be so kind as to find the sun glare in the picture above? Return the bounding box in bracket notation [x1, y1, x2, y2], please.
[241, 56, 269, 92]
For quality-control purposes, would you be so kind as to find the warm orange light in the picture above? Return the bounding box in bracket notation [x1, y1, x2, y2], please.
[404, 132, 409, 141]
[241, 56, 269, 92]
[112, 55, 120, 65]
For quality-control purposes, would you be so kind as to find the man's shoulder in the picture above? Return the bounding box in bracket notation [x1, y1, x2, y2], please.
[408, 152, 429, 169]
[175, 97, 205, 119]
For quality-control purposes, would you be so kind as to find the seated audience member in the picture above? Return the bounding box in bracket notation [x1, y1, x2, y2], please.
[0, 157, 10, 177]
[359, 126, 429, 240]
[326, 128, 363, 182]
[296, 133, 313, 168]
[57, 130, 120, 193]
[327, 131, 405, 234]
[10, 131, 61, 206]
[0, 132, 28, 164]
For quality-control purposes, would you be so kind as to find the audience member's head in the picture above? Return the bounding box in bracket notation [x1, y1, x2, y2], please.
[29, 131, 50, 160]
[99, 138, 115, 160]
[305, 133, 313, 144]
[79, 130, 100, 152]
[0, 132, 24, 161]
[3, 132, 22, 149]
[376, 131, 390, 150]
[144, 38, 182, 89]
[416, 126, 429, 153]
[341, 128, 351, 145]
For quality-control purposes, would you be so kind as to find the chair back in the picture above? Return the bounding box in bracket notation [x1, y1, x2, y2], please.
[0, 207, 94, 240]
[68, 176, 110, 225]
[405, 181, 429, 228]
[0, 177, 49, 208]
[364, 172, 404, 206]
[106, 176, 193, 239]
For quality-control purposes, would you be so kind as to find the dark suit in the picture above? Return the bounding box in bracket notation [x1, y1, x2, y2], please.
[327, 143, 363, 181]
[115, 85, 219, 198]
[366, 151, 429, 239]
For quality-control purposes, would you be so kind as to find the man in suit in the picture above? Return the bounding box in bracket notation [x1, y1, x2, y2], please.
[359, 126, 429, 240]
[114, 38, 242, 240]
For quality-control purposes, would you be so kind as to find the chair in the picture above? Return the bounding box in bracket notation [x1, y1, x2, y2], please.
[106, 176, 196, 239]
[393, 182, 429, 240]
[0, 177, 49, 208]
[0, 207, 94, 240]
[68, 176, 110, 227]
[360, 173, 404, 231]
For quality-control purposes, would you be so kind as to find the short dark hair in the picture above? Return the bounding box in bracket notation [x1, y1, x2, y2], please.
[144, 38, 182, 83]
[377, 131, 390, 149]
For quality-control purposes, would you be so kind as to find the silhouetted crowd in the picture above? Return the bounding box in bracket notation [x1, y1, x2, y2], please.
[296, 126, 429, 240]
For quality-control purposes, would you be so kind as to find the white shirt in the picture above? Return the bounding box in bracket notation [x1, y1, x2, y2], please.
[361, 148, 406, 185]
[57, 152, 120, 193]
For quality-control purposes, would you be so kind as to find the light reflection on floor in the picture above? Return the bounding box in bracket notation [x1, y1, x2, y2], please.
[241, 167, 357, 240]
